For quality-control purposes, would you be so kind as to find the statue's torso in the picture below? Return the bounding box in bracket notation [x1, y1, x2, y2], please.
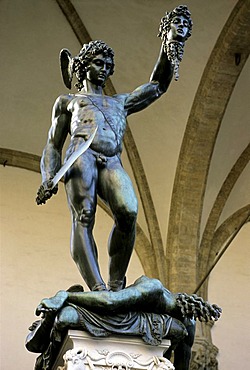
[67, 94, 127, 156]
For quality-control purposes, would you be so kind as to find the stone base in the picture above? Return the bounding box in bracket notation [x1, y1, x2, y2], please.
[52, 330, 174, 370]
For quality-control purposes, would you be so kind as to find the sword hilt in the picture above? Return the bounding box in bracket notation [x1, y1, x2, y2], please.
[36, 180, 58, 205]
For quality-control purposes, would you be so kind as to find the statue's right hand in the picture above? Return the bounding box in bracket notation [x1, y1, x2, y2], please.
[36, 179, 58, 205]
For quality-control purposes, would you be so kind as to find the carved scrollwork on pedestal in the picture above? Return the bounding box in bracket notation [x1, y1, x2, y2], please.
[58, 348, 87, 370]
[106, 351, 134, 370]
[151, 357, 175, 370]
[58, 347, 174, 370]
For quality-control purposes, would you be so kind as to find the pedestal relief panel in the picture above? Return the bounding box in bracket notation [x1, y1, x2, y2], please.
[53, 330, 174, 370]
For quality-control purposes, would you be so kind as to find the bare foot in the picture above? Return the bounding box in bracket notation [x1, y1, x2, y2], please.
[36, 290, 68, 316]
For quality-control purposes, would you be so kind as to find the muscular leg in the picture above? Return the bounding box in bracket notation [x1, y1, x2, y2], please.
[66, 276, 164, 313]
[37, 277, 177, 318]
[65, 150, 106, 291]
[98, 158, 138, 290]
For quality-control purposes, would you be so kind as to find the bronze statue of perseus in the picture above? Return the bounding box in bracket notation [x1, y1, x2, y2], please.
[36, 6, 193, 292]
[27, 8, 222, 370]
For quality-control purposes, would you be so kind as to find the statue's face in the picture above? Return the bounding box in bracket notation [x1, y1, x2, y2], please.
[168, 15, 189, 41]
[86, 53, 113, 86]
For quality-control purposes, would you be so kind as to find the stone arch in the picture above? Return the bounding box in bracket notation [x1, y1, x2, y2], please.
[166, 0, 250, 293]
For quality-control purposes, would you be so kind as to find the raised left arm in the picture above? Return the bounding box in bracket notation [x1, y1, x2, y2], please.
[124, 44, 173, 116]
[150, 43, 174, 93]
[124, 5, 193, 115]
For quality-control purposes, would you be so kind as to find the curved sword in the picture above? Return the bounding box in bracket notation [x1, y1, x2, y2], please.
[51, 126, 98, 188]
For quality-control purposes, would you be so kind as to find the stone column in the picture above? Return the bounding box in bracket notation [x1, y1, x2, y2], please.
[53, 330, 174, 370]
[190, 336, 219, 370]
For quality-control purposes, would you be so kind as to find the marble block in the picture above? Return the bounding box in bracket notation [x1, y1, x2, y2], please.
[53, 330, 174, 370]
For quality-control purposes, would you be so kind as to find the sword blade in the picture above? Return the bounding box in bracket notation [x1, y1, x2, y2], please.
[51, 127, 97, 188]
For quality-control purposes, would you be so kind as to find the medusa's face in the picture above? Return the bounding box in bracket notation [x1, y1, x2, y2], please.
[86, 54, 113, 86]
[168, 15, 189, 41]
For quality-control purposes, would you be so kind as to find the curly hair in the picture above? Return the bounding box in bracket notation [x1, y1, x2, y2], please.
[175, 292, 222, 322]
[158, 5, 193, 41]
[73, 40, 115, 91]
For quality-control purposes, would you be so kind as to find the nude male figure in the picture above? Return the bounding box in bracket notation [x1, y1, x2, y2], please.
[36, 6, 192, 292]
